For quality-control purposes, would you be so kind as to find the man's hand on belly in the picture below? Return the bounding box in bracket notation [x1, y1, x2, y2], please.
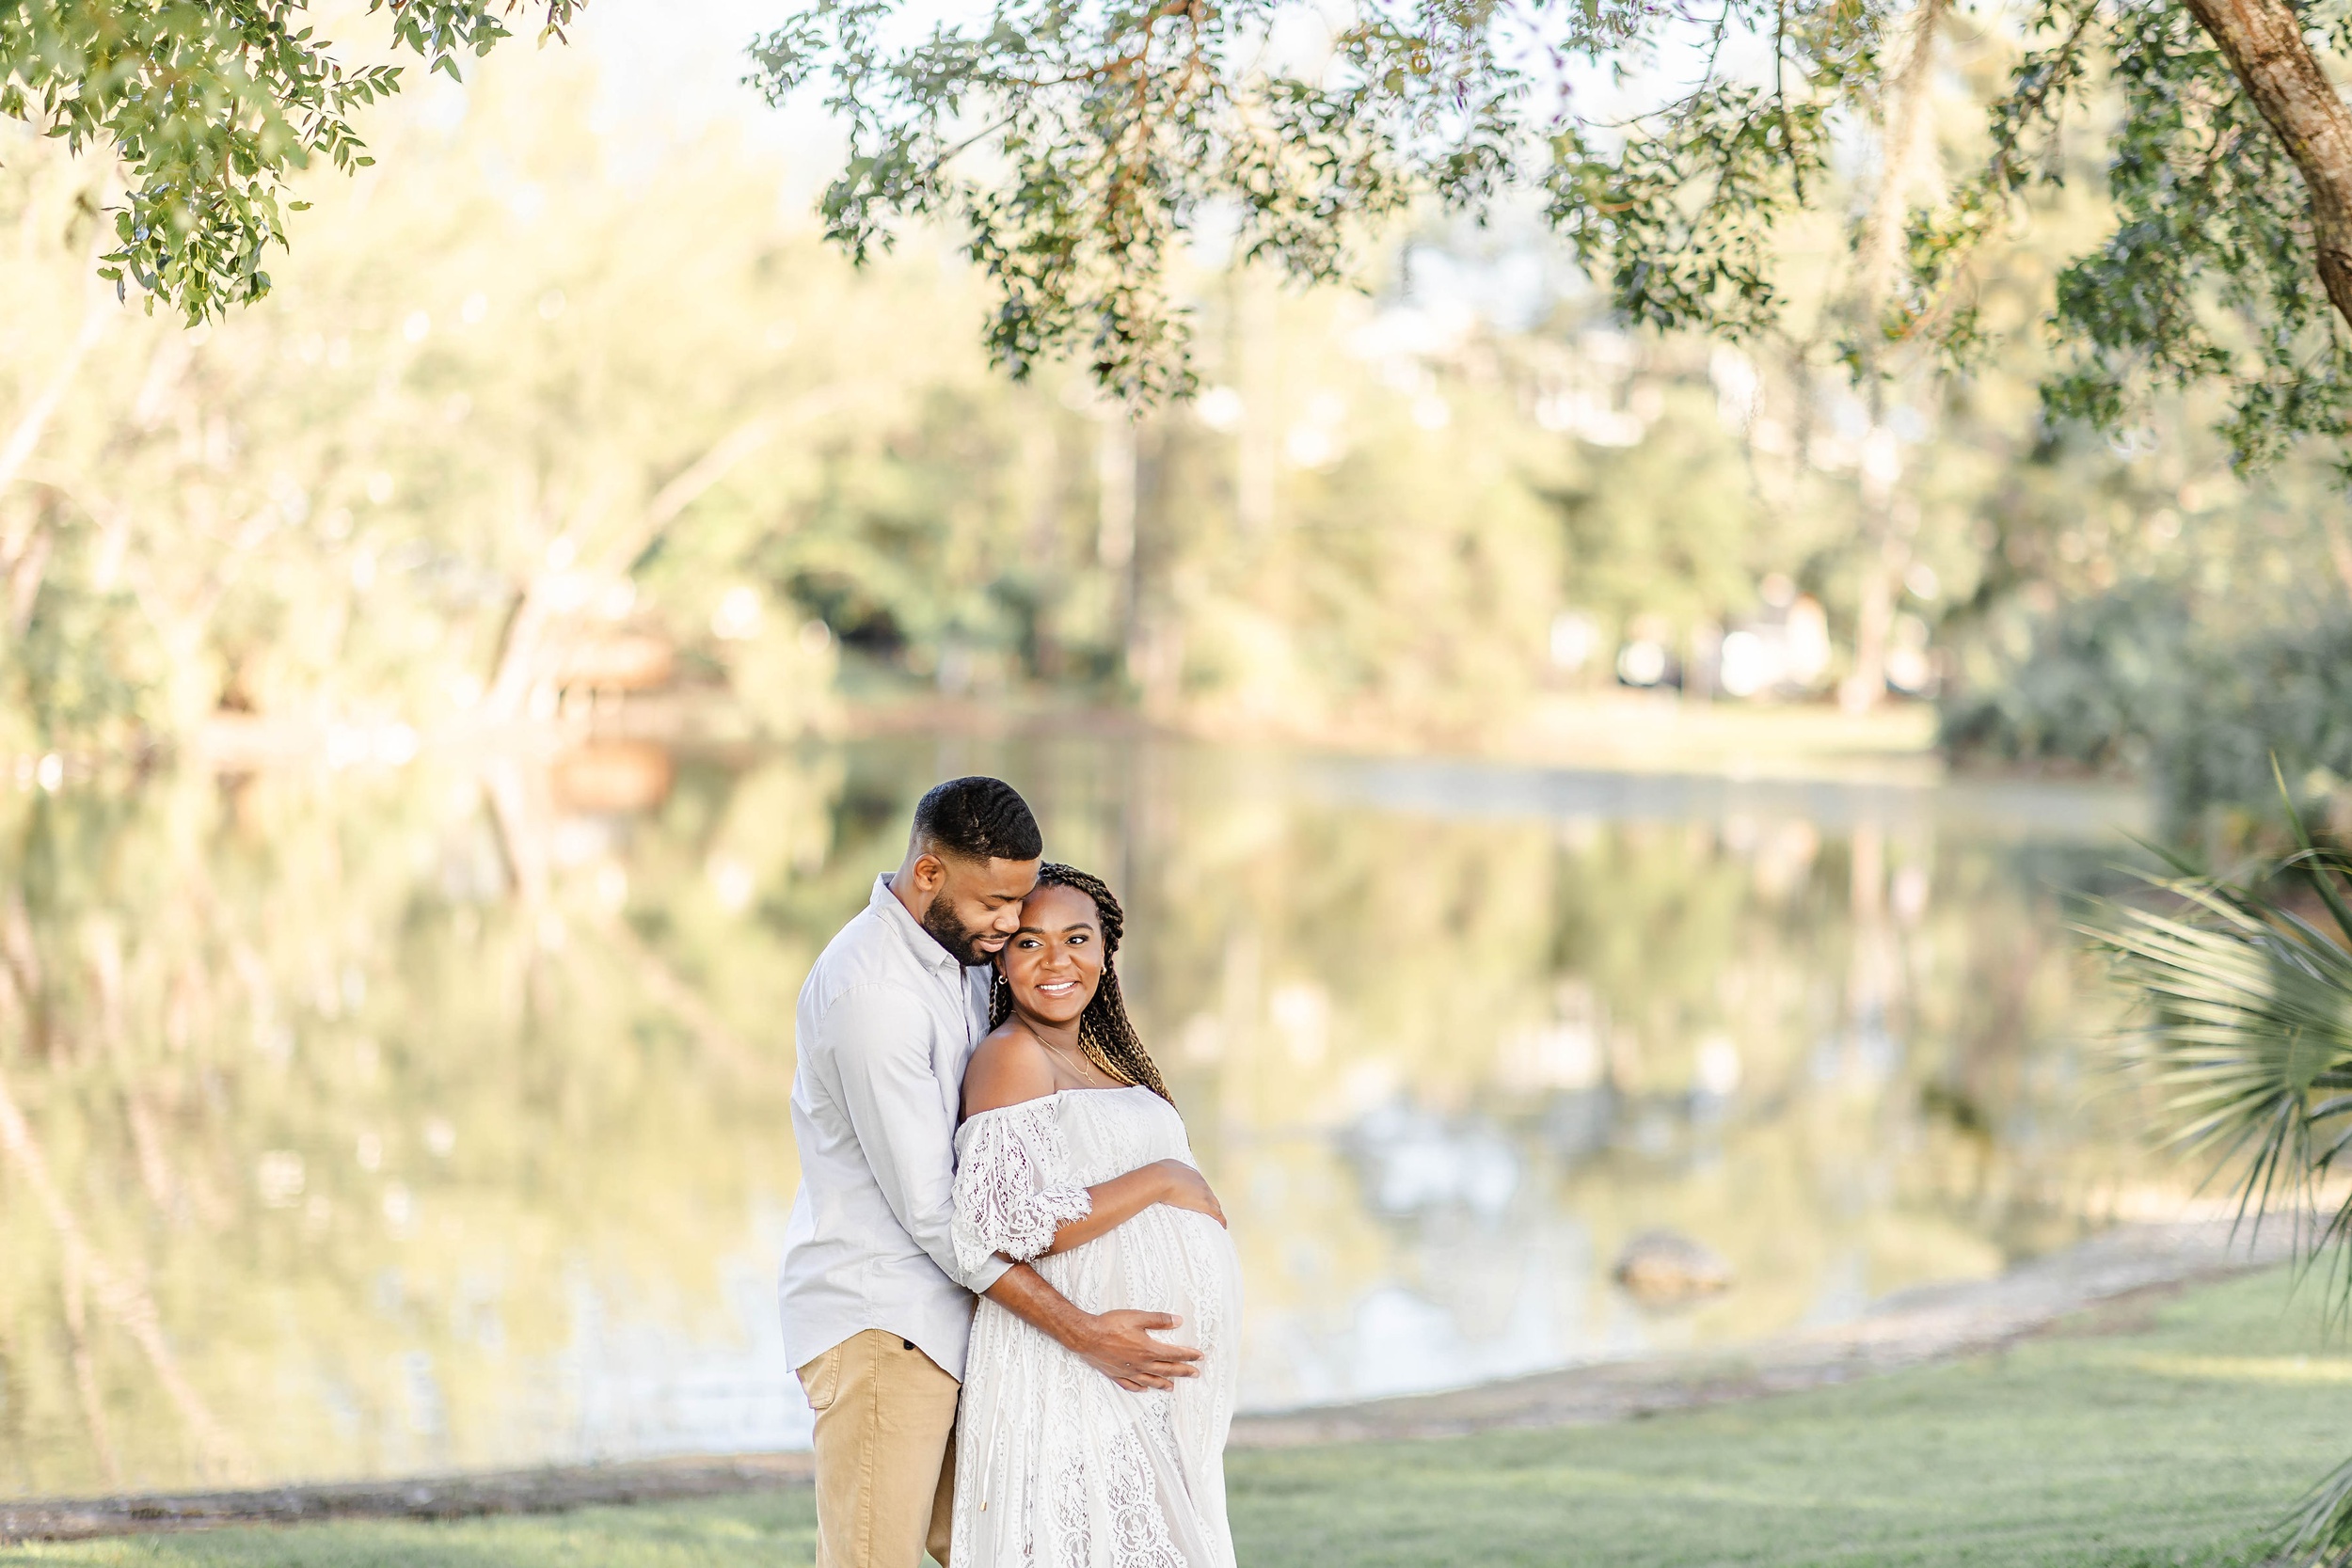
[1067, 1308, 1201, 1391]
[984, 1264, 1205, 1392]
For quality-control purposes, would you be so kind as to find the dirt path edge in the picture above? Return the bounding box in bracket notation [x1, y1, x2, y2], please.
[0, 1220, 2283, 1543]
[1227, 1219, 2287, 1448]
[0, 1453, 815, 1544]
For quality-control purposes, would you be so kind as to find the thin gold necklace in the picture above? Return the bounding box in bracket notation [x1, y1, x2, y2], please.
[1033, 1026, 1106, 1086]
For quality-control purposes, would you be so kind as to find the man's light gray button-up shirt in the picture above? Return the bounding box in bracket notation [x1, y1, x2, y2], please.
[779, 875, 1012, 1378]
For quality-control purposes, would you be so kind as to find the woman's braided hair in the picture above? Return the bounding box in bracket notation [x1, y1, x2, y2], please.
[990, 863, 1171, 1103]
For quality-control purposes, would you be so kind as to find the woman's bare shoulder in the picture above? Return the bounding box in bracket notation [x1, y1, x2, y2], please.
[961, 1023, 1059, 1118]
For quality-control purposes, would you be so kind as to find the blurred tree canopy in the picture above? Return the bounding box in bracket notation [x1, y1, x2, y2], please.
[748, 0, 2352, 460]
[0, 0, 578, 319]
[2, 24, 2349, 834]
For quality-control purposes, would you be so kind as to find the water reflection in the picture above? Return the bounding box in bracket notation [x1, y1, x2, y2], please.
[0, 736, 2165, 1496]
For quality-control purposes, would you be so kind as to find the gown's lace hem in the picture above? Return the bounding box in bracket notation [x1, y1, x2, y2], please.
[954, 1097, 1094, 1277]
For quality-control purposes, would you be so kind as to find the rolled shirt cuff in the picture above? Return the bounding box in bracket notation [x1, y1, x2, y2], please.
[964, 1251, 1014, 1295]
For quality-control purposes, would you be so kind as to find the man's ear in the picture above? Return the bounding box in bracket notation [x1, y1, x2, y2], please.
[908, 849, 948, 892]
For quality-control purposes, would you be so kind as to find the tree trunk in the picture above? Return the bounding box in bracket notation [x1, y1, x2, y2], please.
[485, 397, 836, 720]
[1841, 0, 1945, 712]
[2182, 0, 2352, 329]
[1853, 0, 1950, 320]
[0, 191, 115, 514]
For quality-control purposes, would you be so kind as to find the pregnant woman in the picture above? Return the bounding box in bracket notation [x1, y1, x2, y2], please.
[949, 863, 1240, 1568]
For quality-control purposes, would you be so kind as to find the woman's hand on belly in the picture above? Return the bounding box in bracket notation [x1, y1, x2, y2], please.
[1153, 1161, 1226, 1227]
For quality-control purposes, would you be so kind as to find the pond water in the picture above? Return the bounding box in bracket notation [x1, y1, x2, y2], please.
[0, 733, 2170, 1497]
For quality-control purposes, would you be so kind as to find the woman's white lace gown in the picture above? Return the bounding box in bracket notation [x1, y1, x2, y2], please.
[949, 1085, 1241, 1568]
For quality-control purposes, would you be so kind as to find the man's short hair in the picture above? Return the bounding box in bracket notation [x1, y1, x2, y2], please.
[912, 776, 1042, 863]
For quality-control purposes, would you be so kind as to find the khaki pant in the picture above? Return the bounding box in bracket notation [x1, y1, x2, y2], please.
[800, 1329, 961, 1568]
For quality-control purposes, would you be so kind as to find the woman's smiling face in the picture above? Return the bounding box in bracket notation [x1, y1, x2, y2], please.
[998, 882, 1104, 1027]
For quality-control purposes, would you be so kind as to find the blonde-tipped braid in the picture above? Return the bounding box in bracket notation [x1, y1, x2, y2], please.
[990, 863, 1172, 1103]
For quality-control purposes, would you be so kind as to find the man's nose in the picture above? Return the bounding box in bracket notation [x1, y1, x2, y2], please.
[993, 905, 1022, 932]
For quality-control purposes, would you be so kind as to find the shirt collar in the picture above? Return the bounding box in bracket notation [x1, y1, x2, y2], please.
[871, 873, 964, 975]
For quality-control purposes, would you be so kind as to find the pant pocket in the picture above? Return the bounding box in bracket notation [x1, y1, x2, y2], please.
[798, 1348, 843, 1413]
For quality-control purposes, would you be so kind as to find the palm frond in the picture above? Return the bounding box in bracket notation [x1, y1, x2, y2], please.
[2083, 845, 2352, 1278]
[2280, 1454, 2352, 1568]
[2276, 756, 2352, 952]
[2097, 781, 2352, 1568]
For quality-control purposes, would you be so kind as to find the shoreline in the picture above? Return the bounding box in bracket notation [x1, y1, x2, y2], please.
[1226, 1218, 2282, 1445]
[0, 1220, 2281, 1544]
[161, 688, 1955, 784]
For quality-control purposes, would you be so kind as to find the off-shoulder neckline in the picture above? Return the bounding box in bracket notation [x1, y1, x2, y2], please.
[958, 1084, 1153, 1126]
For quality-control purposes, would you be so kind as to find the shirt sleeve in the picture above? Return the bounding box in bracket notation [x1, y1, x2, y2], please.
[952, 1100, 1094, 1279]
[819, 982, 1012, 1294]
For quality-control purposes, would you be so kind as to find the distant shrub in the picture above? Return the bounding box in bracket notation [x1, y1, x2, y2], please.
[1941, 583, 2352, 831]
[2158, 619, 2352, 828]
[1938, 582, 2193, 776]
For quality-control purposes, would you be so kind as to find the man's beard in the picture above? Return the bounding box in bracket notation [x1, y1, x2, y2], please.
[919, 891, 996, 967]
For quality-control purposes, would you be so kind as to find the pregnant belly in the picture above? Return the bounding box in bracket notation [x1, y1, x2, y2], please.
[1036, 1204, 1240, 1353]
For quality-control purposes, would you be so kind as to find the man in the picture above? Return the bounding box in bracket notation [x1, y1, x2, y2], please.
[780, 775, 1202, 1568]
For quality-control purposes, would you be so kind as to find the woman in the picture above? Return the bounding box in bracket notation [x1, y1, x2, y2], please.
[948, 864, 1240, 1568]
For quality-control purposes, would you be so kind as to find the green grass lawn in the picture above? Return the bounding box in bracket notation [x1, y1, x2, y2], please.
[10, 1269, 2346, 1568]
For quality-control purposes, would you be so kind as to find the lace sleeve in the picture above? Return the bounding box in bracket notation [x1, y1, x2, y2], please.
[952, 1099, 1093, 1277]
